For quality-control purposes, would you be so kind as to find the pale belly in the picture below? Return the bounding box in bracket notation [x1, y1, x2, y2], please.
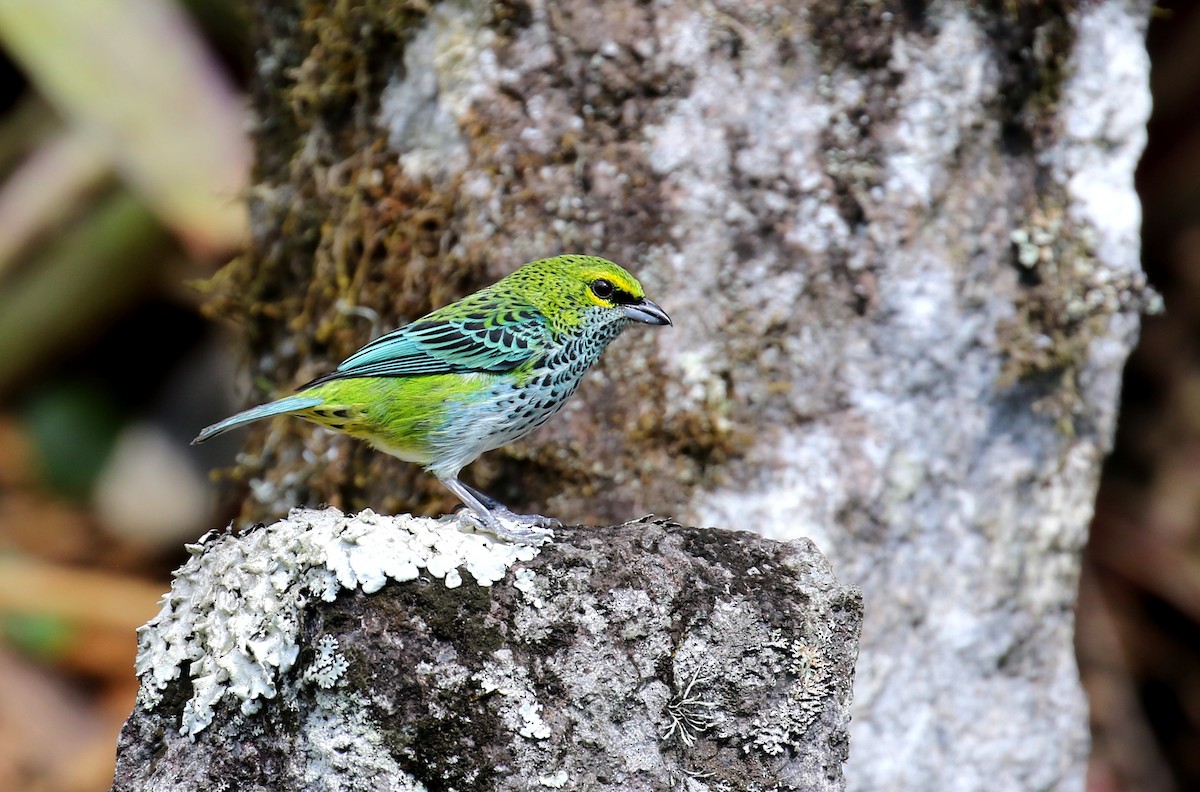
[330, 369, 586, 480]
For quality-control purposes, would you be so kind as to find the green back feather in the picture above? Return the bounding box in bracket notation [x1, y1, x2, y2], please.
[307, 255, 645, 387]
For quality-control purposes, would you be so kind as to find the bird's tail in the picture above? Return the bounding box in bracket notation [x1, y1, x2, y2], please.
[191, 394, 324, 444]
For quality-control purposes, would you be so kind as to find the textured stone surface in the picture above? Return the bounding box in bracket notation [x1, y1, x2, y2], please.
[111, 510, 861, 791]
[209, 1, 1155, 790]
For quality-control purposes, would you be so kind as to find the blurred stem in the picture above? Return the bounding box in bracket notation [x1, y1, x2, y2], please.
[0, 0, 250, 250]
[180, 0, 252, 68]
[0, 125, 111, 280]
[0, 97, 56, 177]
[0, 190, 172, 394]
[0, 556, 163, 634]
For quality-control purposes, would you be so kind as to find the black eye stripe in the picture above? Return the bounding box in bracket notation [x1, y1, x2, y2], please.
[591, 278, 639, 305]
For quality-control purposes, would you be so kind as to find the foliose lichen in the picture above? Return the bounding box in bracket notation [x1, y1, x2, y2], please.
[134, 508, 539, 737]
[747, 631, 834, 756]
[302, 635, 350, 689]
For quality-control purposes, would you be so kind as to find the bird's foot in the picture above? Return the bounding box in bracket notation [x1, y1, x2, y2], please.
[490, 506, 560, 529]
[450, 507, 558, 545]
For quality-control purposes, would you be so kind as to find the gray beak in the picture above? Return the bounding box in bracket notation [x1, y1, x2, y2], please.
[623, 297, 672, 326]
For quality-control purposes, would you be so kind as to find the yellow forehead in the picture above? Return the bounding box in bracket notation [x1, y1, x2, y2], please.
[579, 266, 643, 298]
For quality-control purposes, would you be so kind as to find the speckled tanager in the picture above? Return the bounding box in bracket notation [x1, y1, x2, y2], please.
[193, 254, 671, 541]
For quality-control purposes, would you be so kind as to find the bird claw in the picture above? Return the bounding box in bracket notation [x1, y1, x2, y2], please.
[493, 508, 560, 529]
[451, 508, 557, 545]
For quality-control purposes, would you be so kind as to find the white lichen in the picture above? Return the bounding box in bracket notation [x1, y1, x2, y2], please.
[512, 567, 545, 609]
[666, 600, 837, 759]
[473, 649, 554, 741]
[746, 632, 833, 756]
[661, 662, 722, 747]
[537, 770, 569, 788]
[299, 689, 428, 791]
[303, 635, 349, 689]
[668, 765, 717, 792]
[1008, 205, 1160, 322]
[134, 507, 539, 737]
[517, 700, 552, 740]
[379, 0, 496, 180]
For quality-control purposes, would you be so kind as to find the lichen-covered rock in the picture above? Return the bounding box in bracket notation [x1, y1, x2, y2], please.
[111, 509, 861, 792]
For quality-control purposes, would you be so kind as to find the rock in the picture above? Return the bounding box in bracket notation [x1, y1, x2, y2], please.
[111, 508, 861, 792]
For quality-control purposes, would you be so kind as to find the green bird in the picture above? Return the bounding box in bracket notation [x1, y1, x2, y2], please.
[193, 254, 671, 541]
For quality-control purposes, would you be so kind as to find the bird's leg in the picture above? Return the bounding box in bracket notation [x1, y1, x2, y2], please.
[439, 477, 556, 543]
[458, 482, 506, 511]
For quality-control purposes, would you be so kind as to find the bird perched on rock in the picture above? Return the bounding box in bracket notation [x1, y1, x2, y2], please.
[193, 254, 671, 542]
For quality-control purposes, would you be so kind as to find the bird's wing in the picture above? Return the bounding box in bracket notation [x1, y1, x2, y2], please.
[317, 299, 551, 382]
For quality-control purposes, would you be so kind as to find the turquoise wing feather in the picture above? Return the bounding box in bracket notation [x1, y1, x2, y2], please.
[316, 297, 551, 383]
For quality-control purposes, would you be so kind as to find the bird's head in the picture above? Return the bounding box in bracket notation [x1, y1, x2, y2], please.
[512, 255, 672, 335]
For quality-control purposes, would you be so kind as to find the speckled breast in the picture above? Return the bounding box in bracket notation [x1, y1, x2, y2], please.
[476, 319, 628, 452]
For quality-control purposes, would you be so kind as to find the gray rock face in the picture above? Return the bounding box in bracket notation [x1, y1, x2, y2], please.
[111, 510, 861, 791]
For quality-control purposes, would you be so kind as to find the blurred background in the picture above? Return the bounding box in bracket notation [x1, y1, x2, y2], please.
[0, 1, 251, 788]
[0, 2, 1195, 791]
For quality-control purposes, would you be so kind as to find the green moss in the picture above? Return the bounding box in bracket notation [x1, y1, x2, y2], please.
[997, 198, 1156, 426]
[379, 577, 505, 658]
[973, 0, 1079, 151]
[807, 0, 920, 71]
[382, 684, 505, 790]
[327, 579, 508, 789]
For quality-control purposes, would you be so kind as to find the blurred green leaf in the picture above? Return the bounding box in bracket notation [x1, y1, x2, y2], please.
[22, 382, 123, 499]
[0, 0, 250, 251]
[1, 612, 74, 661]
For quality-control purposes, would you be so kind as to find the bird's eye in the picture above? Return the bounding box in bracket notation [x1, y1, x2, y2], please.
[591, 279, 615, 300]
